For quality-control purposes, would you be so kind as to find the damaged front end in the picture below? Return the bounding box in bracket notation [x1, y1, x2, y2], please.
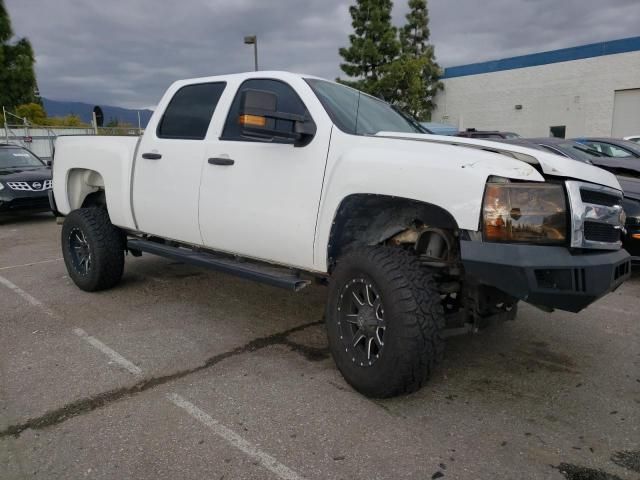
[387, 223, 519, 335]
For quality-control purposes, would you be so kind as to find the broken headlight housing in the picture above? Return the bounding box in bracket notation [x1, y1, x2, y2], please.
[482, 179, 567, 245]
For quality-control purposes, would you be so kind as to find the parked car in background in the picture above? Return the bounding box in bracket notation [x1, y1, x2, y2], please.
[616, 177, 640, 258]
[0, 144, 52, 217]
[623, 135, 640, 143]
[497, 137, 598, 163]
[574, 137, 640, 159]
[420, 122, 458, 136]
[456, 128, 520, 139]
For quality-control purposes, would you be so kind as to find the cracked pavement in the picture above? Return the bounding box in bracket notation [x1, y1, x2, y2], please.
[1, 214, 639, 479]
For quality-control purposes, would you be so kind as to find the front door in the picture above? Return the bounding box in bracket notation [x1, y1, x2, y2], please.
[133, 82, 227, 245]
[198, 78, 331, 269]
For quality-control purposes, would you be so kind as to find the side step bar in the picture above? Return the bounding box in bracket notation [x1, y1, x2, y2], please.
[127, 238, 311, 292]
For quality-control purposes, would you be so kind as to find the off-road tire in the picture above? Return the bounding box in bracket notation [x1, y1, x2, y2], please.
[326, 247, 445, 398]
[61, 207, 125, 292]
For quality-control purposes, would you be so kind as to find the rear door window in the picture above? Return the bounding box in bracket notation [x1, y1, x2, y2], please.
[157, 82, 226, 140]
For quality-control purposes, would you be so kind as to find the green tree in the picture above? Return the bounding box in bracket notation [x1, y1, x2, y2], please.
[338, 0, 400, 95]
[15, 102, 46, 124]
[393, 0, 442, 119]
[45, 114, 85, 127]
[0, 0, 40, 109]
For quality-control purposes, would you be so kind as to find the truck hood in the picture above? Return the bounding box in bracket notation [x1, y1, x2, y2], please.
[376, 132, 622, 191]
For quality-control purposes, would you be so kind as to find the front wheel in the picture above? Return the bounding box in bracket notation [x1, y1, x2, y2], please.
[326, 247, 445, 398]
[61, 208, 125, 292]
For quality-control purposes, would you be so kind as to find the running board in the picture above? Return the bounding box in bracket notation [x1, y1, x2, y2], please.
[127, 239, 311, 292]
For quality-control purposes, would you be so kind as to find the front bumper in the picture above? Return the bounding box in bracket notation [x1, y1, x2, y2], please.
[0, 190, 51, 213]
[461, 241, 631, 312]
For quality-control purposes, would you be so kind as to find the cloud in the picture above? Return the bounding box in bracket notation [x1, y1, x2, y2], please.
[5, 0, 639, 108]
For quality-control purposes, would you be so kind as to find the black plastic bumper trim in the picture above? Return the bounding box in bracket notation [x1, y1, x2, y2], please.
[460, 241, 631, 313]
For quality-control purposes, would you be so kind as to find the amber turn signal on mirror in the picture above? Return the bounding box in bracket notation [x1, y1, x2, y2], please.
[238, 114, 266, 127]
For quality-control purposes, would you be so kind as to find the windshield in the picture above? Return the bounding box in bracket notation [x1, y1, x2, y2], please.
[542, 142, 601, 163]
[305, 79, 425, 135]
[0, 147, 44, 168]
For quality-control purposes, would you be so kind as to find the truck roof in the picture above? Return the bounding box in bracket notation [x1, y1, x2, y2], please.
[173, 70, 323, 87]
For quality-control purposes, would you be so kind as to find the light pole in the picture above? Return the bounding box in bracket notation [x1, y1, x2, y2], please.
[244, 35, 258, 71]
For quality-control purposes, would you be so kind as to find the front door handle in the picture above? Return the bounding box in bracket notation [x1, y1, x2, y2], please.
[142, 152, 162, 160]
[208, 157, 235, 166]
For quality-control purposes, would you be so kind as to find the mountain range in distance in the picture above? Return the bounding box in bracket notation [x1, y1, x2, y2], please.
[42, 98, 154, 127]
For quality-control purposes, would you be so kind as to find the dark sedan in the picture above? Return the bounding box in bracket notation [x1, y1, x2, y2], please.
[573, 137, 640, 159]
[0, 144, 53, 217]
[498, 137, 598, 162]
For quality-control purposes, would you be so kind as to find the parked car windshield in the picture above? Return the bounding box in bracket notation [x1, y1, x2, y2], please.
[542, 142, 602, 163]
[0, 147, 44, 168]
[305, 78, 425, 135]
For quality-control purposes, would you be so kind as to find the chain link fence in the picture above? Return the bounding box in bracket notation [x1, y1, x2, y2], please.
[3, 109, 142, 161]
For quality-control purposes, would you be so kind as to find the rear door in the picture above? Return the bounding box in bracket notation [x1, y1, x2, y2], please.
[133, 82, 226, 245]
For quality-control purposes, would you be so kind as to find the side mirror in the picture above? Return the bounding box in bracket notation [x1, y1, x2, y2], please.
[239, 89, 316, 146]
[46, 160, 52, 167]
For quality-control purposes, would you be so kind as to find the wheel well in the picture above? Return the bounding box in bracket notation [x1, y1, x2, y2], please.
[67, 168, 105, 210]
[328, 194, 459, 268]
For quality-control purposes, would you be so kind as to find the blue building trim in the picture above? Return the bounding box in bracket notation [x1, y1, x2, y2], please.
[443, 36, 640, 79]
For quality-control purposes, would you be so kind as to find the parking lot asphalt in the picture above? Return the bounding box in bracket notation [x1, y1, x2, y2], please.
[1, 214, 639, 480]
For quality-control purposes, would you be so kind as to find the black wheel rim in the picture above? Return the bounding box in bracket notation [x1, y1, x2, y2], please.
[68, 227, 92, 276]
[337, 278, 386, 367]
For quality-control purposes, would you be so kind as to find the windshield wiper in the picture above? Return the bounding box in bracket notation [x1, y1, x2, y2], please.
[390, 105, 429, 133]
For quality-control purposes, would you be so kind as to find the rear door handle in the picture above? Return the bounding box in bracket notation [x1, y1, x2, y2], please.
[142, 153, 162, 160]
[208, 157, 235, 166]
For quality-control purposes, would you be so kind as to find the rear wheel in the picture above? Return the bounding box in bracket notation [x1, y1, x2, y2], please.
[326, 247, 445, 398]
[61, 208, 125, 292]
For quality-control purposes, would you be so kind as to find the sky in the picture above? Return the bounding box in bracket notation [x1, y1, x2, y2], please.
[5, 0, 640, 109]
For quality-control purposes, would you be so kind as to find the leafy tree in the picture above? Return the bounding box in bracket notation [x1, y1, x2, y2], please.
[15, 102, 46, 124]
[338, 0, 443, 120]
[377, 55, 431, 115]
[0, 0, 40, 109]
[392, 0, 442, 119]
[338, 0, 400, 95]
[46, 114, 85, 127]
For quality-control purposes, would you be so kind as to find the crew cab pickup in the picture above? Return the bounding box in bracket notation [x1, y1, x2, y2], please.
[51, 71, 631, 398]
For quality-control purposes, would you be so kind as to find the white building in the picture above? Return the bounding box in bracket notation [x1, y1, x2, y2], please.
[432, 36, 640, 138]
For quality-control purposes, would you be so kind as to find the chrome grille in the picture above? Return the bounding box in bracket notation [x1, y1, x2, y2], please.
[566, 181, 624, 250]
[580, 189, 619, 207]
[6, 180, 52, 191]
[583, 222, 620, 243]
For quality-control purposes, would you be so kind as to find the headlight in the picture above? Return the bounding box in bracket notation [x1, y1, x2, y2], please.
[483, 180, 567, 244]
[0, 182, 4, 191]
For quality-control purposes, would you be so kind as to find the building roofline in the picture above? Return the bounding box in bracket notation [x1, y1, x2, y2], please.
[442, 36, 640, 79]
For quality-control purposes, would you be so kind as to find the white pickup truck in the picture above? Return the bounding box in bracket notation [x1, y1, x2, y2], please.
[51, 71, 631, 398]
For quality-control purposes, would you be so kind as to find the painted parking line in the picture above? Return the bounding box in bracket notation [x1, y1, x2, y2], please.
[0, 274, 60, 319]
[167, 393, 306, 480]
[0, 257, 63, 271]
[0, 273, 143, 376]
[73, 328, 143, 376]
